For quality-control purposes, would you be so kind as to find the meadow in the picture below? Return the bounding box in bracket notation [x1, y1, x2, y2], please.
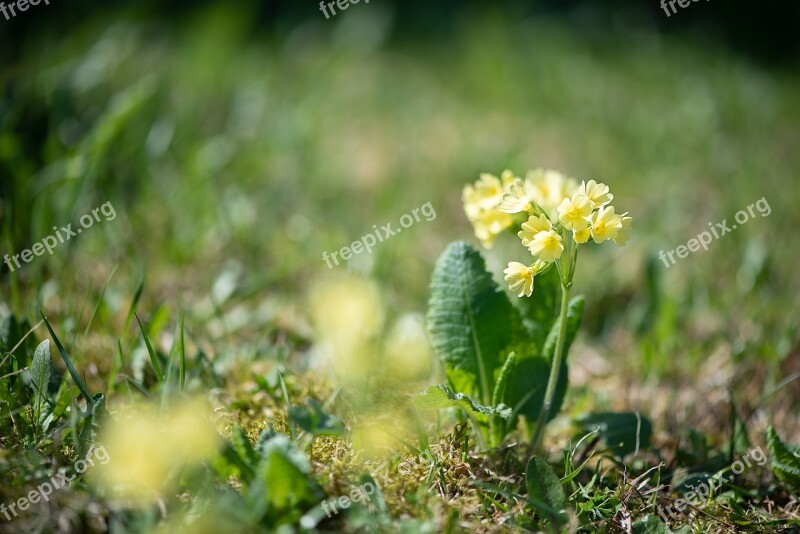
[1, 2, 799, 532]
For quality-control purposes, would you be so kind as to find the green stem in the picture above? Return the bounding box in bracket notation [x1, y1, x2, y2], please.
[530, 281, 571, 452]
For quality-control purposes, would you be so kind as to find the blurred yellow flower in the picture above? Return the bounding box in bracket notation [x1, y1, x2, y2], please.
[556, 193, 592, 230]
[528, 230, 564, 263]
[471, 209, 514, 249]
[579, 179, 613, 208]
[462, 172, 516, 248]
[526, 169, 579, 216]
[385, 314, 433, 381]
[90, 398, 220, 505]
[352, 412, 413, 459]
[613, 212, 632, 246]
[589, 206, 623, 244]
[498, 179, 532, 214]
[308, 275, 384, 382]
[500, 169, 518, 187]
[462, 173, 504, 219]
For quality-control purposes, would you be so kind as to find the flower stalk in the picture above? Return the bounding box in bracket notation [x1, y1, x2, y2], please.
[530, 235, 576, 452]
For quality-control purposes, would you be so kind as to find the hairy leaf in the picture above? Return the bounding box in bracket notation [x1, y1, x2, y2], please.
[415, 384, 512, 419]
[767, 426, 800, 490]
[30, 340, 52, 402]
[427, 241, 517, 405]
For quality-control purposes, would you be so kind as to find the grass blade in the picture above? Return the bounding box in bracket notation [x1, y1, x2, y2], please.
[124, 273, 145, 336]
[135, 312, 163, 382]
[83, 265, 118, 341]
[40, 313, 93, 406]
[178, 314, 185, 392]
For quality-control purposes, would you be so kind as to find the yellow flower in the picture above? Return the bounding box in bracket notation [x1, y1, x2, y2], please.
[528, 230, 564, 263]
[462, 173, 505, 219]
[526, 169, 579, 216]
[472, 210, 514, 248]
[500, 169, 518, 187]
[499, 179, 532, 214]
[613, 212, 632, 246]
[504, 262, 536, 297]
[573, 227, 591, 244]
[589, 206, 623, 244]
[556, 193, 592, 230]
[579, 179, 613, 207]
[90, 398, 221, 505]
[517, 214, 552, 247]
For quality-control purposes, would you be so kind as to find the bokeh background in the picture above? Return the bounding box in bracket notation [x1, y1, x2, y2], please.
[2, 0, 799, 457]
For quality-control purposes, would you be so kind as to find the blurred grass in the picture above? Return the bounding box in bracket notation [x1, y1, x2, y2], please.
[1, 4, 800, 531]
[1, 2, 798, 431]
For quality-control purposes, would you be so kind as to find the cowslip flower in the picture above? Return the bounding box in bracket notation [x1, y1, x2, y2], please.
[499, 169, 519, 187]
[573, 227, 591, 244]
[504, 262, 535, 297]
[462, 173, 505, 219]
[580, 179, 613, 208]
[589, 206, 623, 243]
[517, 214, 552, 247]
[527, 169, 579, 217]
[498, 179, 532, 214]
[613, 212, 632, 246]
[527, 230, 564, 263]
[557, 193, 592, 230]
[472, 210, 514, 248]
[462, 173, 515, 248]
[504, 261, 544, 297]
[464, 169, 631, 299]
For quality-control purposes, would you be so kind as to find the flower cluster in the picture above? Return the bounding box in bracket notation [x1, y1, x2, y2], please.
[462, 169, 631, 297]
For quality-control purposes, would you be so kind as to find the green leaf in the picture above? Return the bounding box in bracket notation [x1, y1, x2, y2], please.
[767, 426, 800, 490]
[513, 266, 561, 349]
[577, 412, 652, 458]
[248, 434, 322, 518]
[492, 352, 516, 407]
[526, 456, 567, 525]
[427, 242, 517, 405]
[231, 426, 259, 470]
[503, 296, 583, 424]
[414, 384, 512, 419]
[633, 515, 673, 534]
[30, 340, 52, 402]
[489, 352, 517, 445]
[288, 399, 345, 437]
[542, 296, 584, 363]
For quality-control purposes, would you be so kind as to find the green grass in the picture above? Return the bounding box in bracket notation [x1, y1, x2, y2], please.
[1, 4, 799, 532]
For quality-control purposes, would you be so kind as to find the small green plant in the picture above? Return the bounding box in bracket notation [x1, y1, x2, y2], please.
[421, 169, 631, 452]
